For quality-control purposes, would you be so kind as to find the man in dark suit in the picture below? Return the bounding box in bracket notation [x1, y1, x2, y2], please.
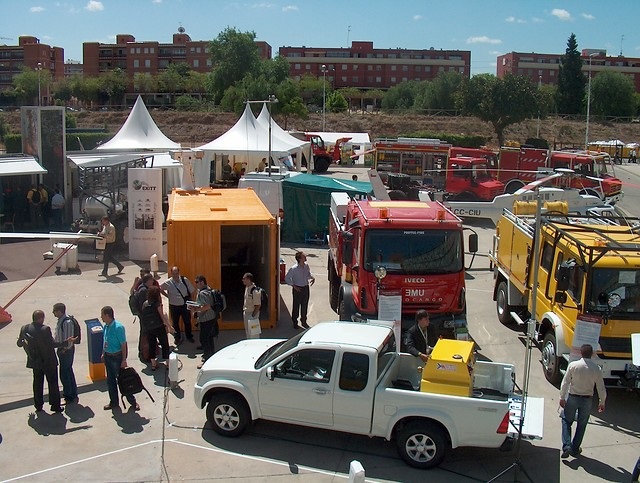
[17, 309, 72, 412]
[402, 309, 432, 363]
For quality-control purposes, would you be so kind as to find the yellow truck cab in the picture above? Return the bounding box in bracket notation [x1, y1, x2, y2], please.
[489, 207, 640, 387]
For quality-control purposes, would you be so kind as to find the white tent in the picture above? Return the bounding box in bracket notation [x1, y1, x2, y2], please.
[255, 104, 312, 170]
[97, 96, 181, 151]
[0, 154, 47, 176]
[197, 103, 299, 181]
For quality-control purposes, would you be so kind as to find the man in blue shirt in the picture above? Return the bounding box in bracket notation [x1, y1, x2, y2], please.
[101, 306, 138, 411]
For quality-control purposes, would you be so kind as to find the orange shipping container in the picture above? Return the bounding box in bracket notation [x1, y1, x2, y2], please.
[166, 188, 278, 331]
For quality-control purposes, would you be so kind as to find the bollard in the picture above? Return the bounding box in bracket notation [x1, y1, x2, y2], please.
[150, 253, 159, 277]
[168, 352, 179, 387]
[348, 460, 365, 482]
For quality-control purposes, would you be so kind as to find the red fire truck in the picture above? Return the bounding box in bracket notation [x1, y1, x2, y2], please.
[374, 139, 504, 201]
[495, 147, 624, 204]
[327, 192, 478, 339]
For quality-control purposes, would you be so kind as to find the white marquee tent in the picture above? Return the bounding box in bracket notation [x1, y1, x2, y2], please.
[255, 104, 312, 169]
[97, 96, 181, 151]
[197, 103, 301, 181]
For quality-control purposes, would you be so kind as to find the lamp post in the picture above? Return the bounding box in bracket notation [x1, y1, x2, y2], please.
[36, 62, 42, 107]
[321, 64, 327, 132]
[536, 75, 542, 139]
[245, 96, 279, 175]
[585, 53, 597, 150]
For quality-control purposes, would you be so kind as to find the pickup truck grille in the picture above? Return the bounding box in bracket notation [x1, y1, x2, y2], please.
[599, 337, 631, 354]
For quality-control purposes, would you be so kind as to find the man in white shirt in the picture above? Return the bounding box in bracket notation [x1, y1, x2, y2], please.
[242, 272, 261, 339]
[50, 188, 65, 229]
[160, 266, 195, 345]
[284, 251, 315, 329]
[559, 344, 606, 458]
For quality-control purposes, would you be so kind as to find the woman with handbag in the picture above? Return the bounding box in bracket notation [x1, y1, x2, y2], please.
[140, 286, 174, 370]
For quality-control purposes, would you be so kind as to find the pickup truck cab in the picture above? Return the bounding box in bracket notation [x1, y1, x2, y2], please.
[194, 321, 543, 469]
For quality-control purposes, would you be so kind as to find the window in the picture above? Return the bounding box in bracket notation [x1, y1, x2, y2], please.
[352, 76, 359, 82]
[136, 48, 141, 54]
[541, 242, 554, 271]
[130, 47, 135, 54]
[193, 59, 199, 68]
[150, 47, 154, 54]
[342, 76, 347, 82]
[353, 65, 358, 71]
[415, 66, 421, 72]
[341, 64, 347, 70]
[339, 352, 369, 391]
[294, 63, 301, 70]
[274, 349, 335, 383]
[144, 59, 151, 68]
[133, 59, 139, 68]
[376, 76, 382, 83]
[196, 47, 201, 53]
[305, 64, 311, 70]
[367, 65, 373, 71]
[391, 76, 396, 83]
[391, 65, 396, 71]
[144, 47, 149, 54]
[402, 65, 408, 72]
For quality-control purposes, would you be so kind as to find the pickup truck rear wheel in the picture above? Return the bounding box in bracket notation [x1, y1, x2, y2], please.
[496, 281, 514, 325]
[206, 393, 250, 437]
[541, 332, 562, 384]
[397, 422, 447, 469]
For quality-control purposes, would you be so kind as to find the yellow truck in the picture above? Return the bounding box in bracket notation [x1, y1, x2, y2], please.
[488, 206, 640, 387]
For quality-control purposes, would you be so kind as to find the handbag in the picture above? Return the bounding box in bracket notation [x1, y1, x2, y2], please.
[248, 317, 261, 336]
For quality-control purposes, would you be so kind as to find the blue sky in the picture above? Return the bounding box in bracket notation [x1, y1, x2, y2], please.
[2, 0, 638, 75]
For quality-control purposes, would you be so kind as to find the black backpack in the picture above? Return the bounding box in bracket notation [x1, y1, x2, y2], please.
[118, 367, 154, 407]
[67, 315, 81, 344]
[128, 286, 146, 316]
[31, 189, 41, 204]
[250, 286, 269, 318]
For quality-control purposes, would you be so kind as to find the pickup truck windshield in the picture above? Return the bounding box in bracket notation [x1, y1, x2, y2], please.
[364, 229, 462, 274]
[254, 332, 305, 369]
[587, 268, 640, 316]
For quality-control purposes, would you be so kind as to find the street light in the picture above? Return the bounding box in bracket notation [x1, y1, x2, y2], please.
[585, 53, 598, 150]
[36, 62, 42, 107]
[321, 64, 327, 132]
[245, 95, 279, 175]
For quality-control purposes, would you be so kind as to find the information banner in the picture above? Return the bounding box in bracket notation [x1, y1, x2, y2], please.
[128, 168, 163, 261]
[378, 294, 402, 350]
[570, 313, 603, 361]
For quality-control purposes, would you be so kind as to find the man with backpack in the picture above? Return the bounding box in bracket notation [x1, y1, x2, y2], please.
[190, 275, 223, 369]
[160, 266, 196, 345]
[53, 302, 79, 404]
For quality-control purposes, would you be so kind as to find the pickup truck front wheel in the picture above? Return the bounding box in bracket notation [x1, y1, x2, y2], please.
[397, 422, 447, 469]
[207, 393, 250, 437]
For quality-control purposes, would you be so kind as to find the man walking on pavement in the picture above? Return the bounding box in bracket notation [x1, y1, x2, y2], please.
[242, 272, 262, 339]
[98, 215, 124, 277]
[161, 266, 195, 345]
[17, 309, 71, 413]
[559, 343, 606, 458]
[53, 303, 78, 404]
[190, 275, 219, 369]
[285, 251, 315, 329]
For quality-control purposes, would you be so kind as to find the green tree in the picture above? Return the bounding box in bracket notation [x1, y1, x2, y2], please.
[381, 81, 419, 111]
[589, 70, 635, 118]
[133, 72, 158, 95]
[208, 28, 261, 104]
[326, 91, 348, 112]
[297, 74, 325, 108]
[71, 75, 101, 108]
[175, 95, 202, 111]
[457, 73, 539, 147]
[275, 78, 307, 128]
[99, 68, 127, 106]
[52, 78, 73, 103]
[414, 72, 463, 112]
[12, 68, 50, 104]
[556, 33, 586, 115]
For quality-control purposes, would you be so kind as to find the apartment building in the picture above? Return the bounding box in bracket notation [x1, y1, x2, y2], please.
[279, 41, 471, 91]
[0, 36, 64, 101]
[82, 28, 271, 77]
[497, 50, 640, 91]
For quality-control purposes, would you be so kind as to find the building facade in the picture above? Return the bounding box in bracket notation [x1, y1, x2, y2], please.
[82, 28, 271, 78]
[497, 50, 640, 91]
[279, 41, 471, 91]
[0, 36, 64, 103]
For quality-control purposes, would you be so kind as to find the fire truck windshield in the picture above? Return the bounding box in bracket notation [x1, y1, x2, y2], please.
[587, 268, 640, 316]
[363, 229, 462, 275]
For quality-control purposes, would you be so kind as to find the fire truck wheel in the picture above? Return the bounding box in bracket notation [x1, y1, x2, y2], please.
[542, 332, 562, 384]
[496, 281, 514, 325]
[338, 298, 350, 321]
[396, 422, 447, 469]
[329, 269, 340, 312]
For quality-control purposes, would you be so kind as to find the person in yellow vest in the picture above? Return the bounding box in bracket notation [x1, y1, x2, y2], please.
[98, 215, 124, 277]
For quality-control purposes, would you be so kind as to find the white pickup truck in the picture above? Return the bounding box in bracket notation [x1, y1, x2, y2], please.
[194, 322, 543, 469]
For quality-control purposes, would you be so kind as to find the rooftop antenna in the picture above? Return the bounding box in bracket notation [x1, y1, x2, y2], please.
[178, 23, 185, 34]
[347, 25, 351, 47]
[620, 34, 624, 56]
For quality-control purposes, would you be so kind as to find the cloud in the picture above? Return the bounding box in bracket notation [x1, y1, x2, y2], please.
[413, 14, 423, 20]
[532, 17, 543, 23]
[551, 8, 571, 21]
[581, 13, 595, 20]
[282, 5, 298, 11]
[505, 16, 525, 23]
[466, 36, 502, 45]
[251, 2, 275, 7]
[85, 0, 104, 11]
[152, 0, 162, 3]
[30, 6, 45, 12]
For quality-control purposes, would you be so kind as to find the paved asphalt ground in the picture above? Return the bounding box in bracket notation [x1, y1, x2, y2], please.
[1, 164, 639, 482]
